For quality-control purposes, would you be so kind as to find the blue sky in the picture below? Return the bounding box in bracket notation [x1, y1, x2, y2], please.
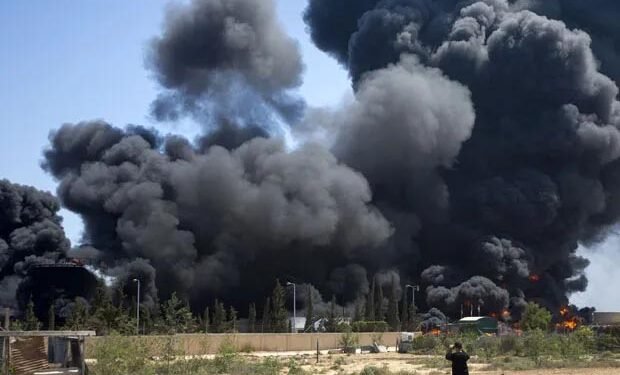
[0, 0, 617, 310]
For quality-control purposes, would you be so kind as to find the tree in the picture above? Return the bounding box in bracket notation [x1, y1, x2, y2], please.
[248, 303, 256, 333]
[408, 299, 419, 330]
[48, 304, 56, 330]
[374, 278, 384, 321]
[270, 279, 288, 333]
[228, 306, 238, 332]
[366, 278, 376, 321]
[353, 300, 364, 323]
[24, 296, 41, 330]
[262, 297, 271, 332]
[400, 290, 409, 331]
[304, 286, 314, 332]
[386, 278, 400, 331]
[325, 295, 338, 332]
[212, 300, 226, 333]
[89, 285, 120, 335]
[204, 307, 210, 333]
[161, 292, 196, 333]
[66, 298, 89, 330]
[521, 302, 552, 331]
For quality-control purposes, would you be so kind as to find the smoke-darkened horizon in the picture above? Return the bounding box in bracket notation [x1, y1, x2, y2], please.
[2, 0, 620, 320]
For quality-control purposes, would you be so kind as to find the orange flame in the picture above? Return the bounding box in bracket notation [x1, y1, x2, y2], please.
[556, 318, 579, 331]
[557, 307, 579, 331]
[528, 274, 540, 282]
[430, 328, 441, 336]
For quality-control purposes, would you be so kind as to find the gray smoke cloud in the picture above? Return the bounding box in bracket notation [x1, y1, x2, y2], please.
[420, 307, 447, 331]
[148, 0, 305, 126]
[334, 55, 475, 220]
[426, 276, 511, 315]
[43, 121, 392, 309]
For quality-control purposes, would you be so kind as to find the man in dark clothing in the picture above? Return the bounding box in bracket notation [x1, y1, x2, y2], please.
[445, 342, 470, 375]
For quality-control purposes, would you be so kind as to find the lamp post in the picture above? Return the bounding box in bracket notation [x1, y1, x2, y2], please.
[286, 282, 296, 333]
[133, 278, 140, 335]
[405, 284, 419, 312]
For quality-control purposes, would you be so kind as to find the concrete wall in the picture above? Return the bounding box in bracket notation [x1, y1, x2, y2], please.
[593, 312, 620, 326]
[85, 332, 400, 356]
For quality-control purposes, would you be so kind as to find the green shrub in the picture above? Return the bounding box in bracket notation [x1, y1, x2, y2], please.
[91, 334, 154, 375]
[498, 334, 523, 355]
[521, 303, 552, 331]
[411, 335, 441, 353]
[473, 336, 500, 361]
[340, 330, 360, 350]
[523, 329, 546, 366]
[212, 339, 240, 373]
[287, 359, 311, 375]
[596, 333, 620, 352]
[359, 366, 386, 375]
[351, 321, 389, 332]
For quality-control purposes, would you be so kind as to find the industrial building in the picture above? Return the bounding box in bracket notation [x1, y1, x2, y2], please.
[452, 316, 499, 335]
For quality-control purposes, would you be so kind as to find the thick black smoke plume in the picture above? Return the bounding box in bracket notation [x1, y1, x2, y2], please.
[22, 0, 620, 319]
[0, 179, 97, 319]
[304, 0, 620, 316]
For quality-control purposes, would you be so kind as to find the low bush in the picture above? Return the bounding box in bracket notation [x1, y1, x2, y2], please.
[410, 335, 441, 353]
[351, 321, 390, 332]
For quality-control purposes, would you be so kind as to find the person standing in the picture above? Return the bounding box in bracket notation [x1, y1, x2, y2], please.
[445, 342, 470, 375]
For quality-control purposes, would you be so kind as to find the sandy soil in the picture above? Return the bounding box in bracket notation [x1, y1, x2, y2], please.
[246, 352, 620, 375]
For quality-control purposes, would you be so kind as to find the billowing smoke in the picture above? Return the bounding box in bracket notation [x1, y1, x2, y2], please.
[43, 121, 392, 310]
[303, 0, 620, 316]
[0, 0, 615, 319]
[0, 179, 97, 318]
[147, 0, 305, 126]
[420, 308, 447, 332]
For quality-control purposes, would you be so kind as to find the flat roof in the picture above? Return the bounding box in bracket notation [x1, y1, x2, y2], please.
[0, 330, 95, 337]
[459, 317, 494, 322]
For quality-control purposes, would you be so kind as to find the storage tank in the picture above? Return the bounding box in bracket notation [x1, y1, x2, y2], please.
[456, 316, 498, 335]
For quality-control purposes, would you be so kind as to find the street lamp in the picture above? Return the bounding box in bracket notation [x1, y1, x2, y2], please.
[286, 282, 296, 333]
[405, 284, 420, 312]
[133, 278, 140, 335]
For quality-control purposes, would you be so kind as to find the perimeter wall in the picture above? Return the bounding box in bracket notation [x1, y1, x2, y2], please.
[85, 332, 401, 355]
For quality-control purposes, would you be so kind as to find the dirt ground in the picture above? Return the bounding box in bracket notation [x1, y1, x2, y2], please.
[246, 352, 620, 375]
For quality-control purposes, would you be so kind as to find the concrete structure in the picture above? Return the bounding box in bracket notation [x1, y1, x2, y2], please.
[288, 317, 306, 332]
[0, 331, 96, 375]
[593, 312, 620, 326]
[85, 332, 400, 356]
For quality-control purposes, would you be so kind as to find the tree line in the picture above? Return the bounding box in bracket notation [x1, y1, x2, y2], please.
[12, 277, 420, 335]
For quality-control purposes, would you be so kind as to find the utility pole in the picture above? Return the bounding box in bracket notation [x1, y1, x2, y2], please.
[286, 282, 296, 333]
[133, 278, 140, 335]
[405, 285, 419, 313]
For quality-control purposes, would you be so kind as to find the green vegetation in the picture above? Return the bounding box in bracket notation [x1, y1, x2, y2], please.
[90, 336, 284, 375]
[386, 277, 400, 331]
[404, 326, 620, 371]
[520, 302, 552, 331]
[23, 295, 41, 331]
[81, 324, 619, 374]
[351, 321, 389, 332]
[304, 286, 314, 332]
[270, 279, 289, 333]
[339, 328, 360, 351]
